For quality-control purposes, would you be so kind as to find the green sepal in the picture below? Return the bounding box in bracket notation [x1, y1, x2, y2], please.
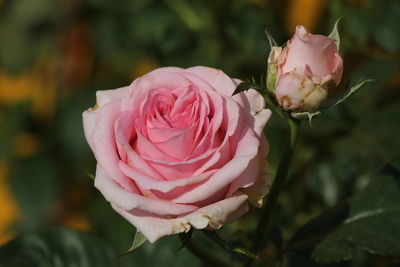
[266, 65, 277, 93]
[266, 49, 279, 94]
[329, 18, 341, 49]
[232, 81, 262, 96]
[291, 111, 321, 127]
[119, 231, 147, 257]
[334, 79, 374, 106]
[265, 28, 278, 49]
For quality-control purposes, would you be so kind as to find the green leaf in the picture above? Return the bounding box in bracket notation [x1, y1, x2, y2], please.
[286, 201, 349, 255]
[311, 159, 400, 263]
[0, 227, 118, 267]
[334, 79, 374, 106]
[287, 159, 400, 264]
[119, 231, 147, 257]
[264, 28, 278, 49]
[329, 17, 341, 49]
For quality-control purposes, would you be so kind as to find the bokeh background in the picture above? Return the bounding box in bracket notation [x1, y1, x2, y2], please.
[0, 0, 399, 266]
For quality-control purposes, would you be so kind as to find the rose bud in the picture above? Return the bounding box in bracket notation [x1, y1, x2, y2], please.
[83, 67, 272, 242]
[268, 25, 343, 112]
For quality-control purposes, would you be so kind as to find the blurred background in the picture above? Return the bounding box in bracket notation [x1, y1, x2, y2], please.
[0, 0, 399, 266]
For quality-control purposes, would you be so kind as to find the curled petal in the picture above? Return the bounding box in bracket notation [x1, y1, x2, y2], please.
[173, 127, 260, 204]
[276, 67, 328, 111]
[112, 193, 249, 243]
[95, 165, 198, 215]
[96, 86, 130, 107]
[120, 161, 217, 193]
[282, 25, 339, 77]
[185, 66, 238, 96]
[233, 88, 272, 137]
[85, 100, 137, 192]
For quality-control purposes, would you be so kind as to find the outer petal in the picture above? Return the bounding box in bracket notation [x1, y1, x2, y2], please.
[96, 86, 130, 107]
[84, 100, 137, 192]
[112, 193, 249, 243]
[234, 135, 271, 206]
[331, 53, 343, 85]
[147, 67, 184, 74]
[95, 165, 198, 215]
[282, 25, 338, 77]
[275, 67, 328, 111]
[225, 134, 270, 198]
[233, 88, 272, 137]
[185, 66, 237, 96]
[82, 86, 129, 152]
[82, 108, 98, 152]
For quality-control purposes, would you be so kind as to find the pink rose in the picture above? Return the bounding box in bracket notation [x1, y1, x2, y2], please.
[83, 66, 271, 242]
[269, 25, 343, 111]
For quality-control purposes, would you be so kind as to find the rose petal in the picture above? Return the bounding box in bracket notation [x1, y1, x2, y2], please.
[173, 127, 260, 204]
[276, 67, 327, 111]
[95, 165, 198, 216]
[96, 86, 130, 107]
[226, 135, 270, 198]
[152, 125, 197, 160]
[82, 108, 98, 152]
[86, 100, 137, 192]
[111, 192, 249, 242]
[282, 25, 338, 77]
[185, 66, 237, 96]
[120, 161, 217, 193]
[115, 110, 164, 180]
[142, 148, 217, 180]
[121, 72, 194, 111]
[233, 88, 272, 137]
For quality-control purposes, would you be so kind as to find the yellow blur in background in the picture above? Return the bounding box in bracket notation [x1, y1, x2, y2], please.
[285, 0, 325, 33]
[0, 163, 19, 245]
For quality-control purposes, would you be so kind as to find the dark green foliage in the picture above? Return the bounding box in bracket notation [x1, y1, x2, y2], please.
[0, 228, 118, 267]
[286, 160, 400, 264]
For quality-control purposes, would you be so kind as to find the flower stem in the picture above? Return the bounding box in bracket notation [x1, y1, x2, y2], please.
[251, 117, 301, 258]
[179, 234, 232, 267]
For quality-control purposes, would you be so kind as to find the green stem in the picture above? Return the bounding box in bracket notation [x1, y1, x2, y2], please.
[249, 117, 300, 262]
[179, 234, 231, 267]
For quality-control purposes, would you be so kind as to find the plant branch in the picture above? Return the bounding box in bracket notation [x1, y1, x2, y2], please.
[247, 116, 301, 265]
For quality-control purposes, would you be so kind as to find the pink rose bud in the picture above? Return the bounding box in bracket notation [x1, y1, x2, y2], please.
[268, 25, 343, 112]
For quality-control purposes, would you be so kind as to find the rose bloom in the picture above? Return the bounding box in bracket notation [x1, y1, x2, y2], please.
[269, 26, 343, 112]
[83, 67, 271, 242]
